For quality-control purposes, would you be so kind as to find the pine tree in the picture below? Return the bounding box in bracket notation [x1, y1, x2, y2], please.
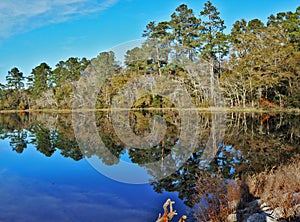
[28, 62, 52, 98]
[169, 4, 200, 60]
[199, 1, 228, 70]
[6, 67, 25, 90]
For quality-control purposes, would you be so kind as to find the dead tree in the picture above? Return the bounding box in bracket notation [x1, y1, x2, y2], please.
[156, 198, 187, 222]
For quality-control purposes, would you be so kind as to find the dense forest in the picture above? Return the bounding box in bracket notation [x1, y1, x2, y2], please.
[0, 1, 299, 110]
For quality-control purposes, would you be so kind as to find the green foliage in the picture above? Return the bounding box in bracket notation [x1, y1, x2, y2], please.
[51, 57, 90, 108]
[170, 4, 200, 50]
[52, 57, 90, 87]
[125, 47, 148, 74]
[223, 13, 300, 108]
[91, 51, 119, 77]
[6, 67, 25, 90]
[199, 1, 228, 62]
[28, 62, 52, 98]
[267, 6, 300, 48]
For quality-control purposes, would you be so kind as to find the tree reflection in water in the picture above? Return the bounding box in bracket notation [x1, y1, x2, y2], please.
[0, 111, 299, 208]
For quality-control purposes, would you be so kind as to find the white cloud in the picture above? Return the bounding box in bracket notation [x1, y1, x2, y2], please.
[0, 0, 118, 38]
[0, 173, 154, 222]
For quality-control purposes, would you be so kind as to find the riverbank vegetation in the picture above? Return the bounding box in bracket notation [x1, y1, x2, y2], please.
[0, 1, 299, 111]
[192, 156, 300, 221]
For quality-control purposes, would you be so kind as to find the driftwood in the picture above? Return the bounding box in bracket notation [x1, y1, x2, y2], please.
[156, 198, 187, 222]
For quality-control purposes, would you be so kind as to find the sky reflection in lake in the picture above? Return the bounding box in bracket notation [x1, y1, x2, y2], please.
[0, 139, 186, 222]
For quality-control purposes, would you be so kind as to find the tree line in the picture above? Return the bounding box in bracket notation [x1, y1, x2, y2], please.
[1, 1, 299, 110]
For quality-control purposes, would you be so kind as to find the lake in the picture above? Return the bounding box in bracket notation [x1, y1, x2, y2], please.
[0, 111, 299, 221]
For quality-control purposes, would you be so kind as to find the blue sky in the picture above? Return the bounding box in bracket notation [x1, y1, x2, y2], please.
[0, 0, 299, 83]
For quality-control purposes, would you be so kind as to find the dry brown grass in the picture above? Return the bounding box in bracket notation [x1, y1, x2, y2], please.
[246, 156, 300, 218]
[193, 157, 300, 221]
[193, 172, 248, 222]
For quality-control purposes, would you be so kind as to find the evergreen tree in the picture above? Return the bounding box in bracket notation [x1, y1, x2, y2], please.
[199, 1, 228, 74]
[28, 62, 52, 98]
[52, 57, 90, 87]
[6, 67, 25, 90]
[267, 7, 300, 49]
[169, 4, 200, 60]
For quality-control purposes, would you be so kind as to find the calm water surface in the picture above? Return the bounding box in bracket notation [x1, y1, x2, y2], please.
[0, 111, 299, 221]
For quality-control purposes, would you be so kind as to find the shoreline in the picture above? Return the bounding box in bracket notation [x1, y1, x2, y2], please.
[1, 107, 300, 113]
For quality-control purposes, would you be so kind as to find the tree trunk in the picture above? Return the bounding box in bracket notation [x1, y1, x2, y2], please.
[210, 58, 215, 106]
